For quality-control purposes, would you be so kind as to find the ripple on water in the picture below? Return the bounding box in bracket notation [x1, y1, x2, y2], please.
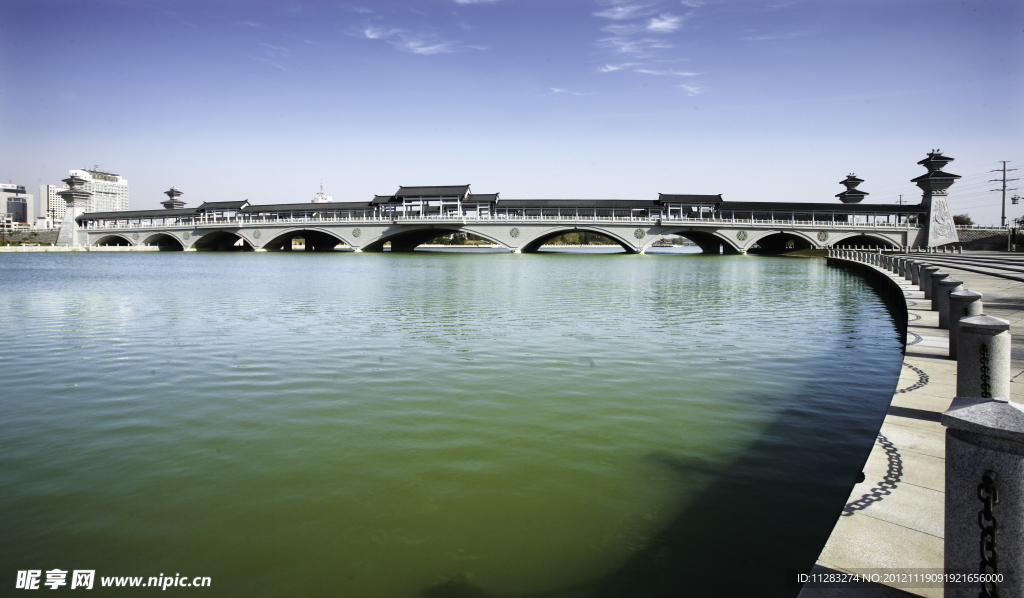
[0, 252, 903, 597]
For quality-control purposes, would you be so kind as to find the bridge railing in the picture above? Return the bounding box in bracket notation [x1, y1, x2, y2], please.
[80, 212, 923, 231]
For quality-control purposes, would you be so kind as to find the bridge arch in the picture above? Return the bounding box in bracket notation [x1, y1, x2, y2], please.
[649, 229, 742, 254]
[362, 226, 508, 252]
[746, 230, 822, 253]
[191, 230, 255, 251]
[830, 232, 899, 248]
[141, 233, 185, 250]
[518, 227, 636, 254]
[261, 228, 352, 252]
[93, 233, 134, 246]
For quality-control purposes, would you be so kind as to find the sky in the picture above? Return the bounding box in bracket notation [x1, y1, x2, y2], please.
[2, 0, 1022, 224]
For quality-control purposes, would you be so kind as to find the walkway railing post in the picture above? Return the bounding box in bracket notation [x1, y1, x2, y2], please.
[948, 290, 983, 360]
[957, 315, 1012, 400]
[935, 278, 963, 328]
[941, 393, 1024, 598]
[921, 265, 940, 296]
[929, 271, 950, 310]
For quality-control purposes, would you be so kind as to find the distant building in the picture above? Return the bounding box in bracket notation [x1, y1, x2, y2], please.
[42, 166, 129, 223]
[1, 183, 34, 228]
[40, 184, 64, 223]
[312, 181, 332, 203]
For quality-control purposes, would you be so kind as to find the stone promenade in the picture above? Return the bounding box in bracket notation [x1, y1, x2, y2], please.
[799, 252, 1023, 598]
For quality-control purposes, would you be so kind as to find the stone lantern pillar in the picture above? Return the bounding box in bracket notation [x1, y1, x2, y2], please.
[55, 174, 92, 247]
[161, 186, 186, 210]
[912, 150, 961, 248]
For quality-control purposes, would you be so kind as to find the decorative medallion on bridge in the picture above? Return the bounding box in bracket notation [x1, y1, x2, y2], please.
[736, 230, 748, 241]
[817, 231, 829, 242]
[183, 232, 190, 240]
[352, 228, 362, 238]
[253, 230, 261, 239]
[132, 232, 139, 241]
[509, 228, 520, 238]
[633, 229, 646, 239]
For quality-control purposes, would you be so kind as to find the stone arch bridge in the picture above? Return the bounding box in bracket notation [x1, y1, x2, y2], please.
[75, 184, 936, 253]
[84, 219, 917, 254]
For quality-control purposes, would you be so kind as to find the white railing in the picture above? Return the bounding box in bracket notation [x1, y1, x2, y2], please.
[81, 212, 923, 232]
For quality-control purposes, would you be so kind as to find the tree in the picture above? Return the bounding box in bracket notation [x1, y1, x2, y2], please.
[953, 214, 974, 226]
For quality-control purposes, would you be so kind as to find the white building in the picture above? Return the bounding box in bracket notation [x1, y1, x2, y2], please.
[312, 181, 332, 203]
[42, 166, 129, 223]
[40, 183, 65, 223]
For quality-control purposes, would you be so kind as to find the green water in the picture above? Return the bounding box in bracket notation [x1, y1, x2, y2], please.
[0, 252, 903, 597]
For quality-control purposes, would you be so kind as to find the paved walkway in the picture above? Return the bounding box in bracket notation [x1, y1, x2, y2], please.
[799, 253, 1022, 598]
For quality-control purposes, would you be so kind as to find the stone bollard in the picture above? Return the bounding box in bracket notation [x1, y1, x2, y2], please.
[941, 396, 1024, 598]
[936, 278, 963, 328]
[912, 261, 923, 285]
[957, 315, 1011, 401]
[921, 265, 940, 296]
[905, 260, 916, 281]
[929, 271, 950, 309]
[949, 290, 983, 360]
[958, 246, 963, 254]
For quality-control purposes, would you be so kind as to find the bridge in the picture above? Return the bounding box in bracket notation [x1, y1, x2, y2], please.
[56, 151, 964, 254]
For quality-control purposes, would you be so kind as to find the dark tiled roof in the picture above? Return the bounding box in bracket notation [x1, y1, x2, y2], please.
[657, 194, 724, 203]
[496, 199, 661, 209]
[196, 201, 249, 210]
[467, 194, 498, 202]
[394, 185, 470, 198]
[718, 201, 926, 213]
[78, 208, 197, 221]
[244, 202, 374, 212]
[371, 195, 395, 204]
[911, 170, 961, 182]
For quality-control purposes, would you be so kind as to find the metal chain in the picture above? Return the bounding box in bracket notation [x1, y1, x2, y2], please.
[979, 344, 991, 399]
[978, 470, 999, 598]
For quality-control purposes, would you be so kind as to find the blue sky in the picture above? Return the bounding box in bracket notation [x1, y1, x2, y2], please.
[2, 0, 1022, 223]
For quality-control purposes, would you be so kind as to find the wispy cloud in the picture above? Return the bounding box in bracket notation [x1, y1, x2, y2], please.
[635, 68, 701, 76]
[550, 87, 593, 96]
[251, 42, 291, 71]
[351, 6, 373, 14]
[647, 13, 683, 32]
[236, 20, 261, 28]
[599, 62, 639, 72]
[598, 36, 671, 56]
[453, 0, 498, 3]
[740, 30, 810, 41]
[593, 1, 707, 95]
[594, 4, 649, 20]
[364, 26, 398, 40]
[362, 25, 474, 55]
[680, 84, 704, 95]
[259, 43, 290, 59]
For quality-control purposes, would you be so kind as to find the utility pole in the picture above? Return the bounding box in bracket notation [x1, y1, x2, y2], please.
[989, 161, 1019, 228]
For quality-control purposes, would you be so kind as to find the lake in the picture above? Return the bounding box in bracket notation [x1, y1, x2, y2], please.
[0, 251, 903, 597]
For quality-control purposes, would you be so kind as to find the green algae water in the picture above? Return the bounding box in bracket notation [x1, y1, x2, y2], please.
[0, 252, 903, 597]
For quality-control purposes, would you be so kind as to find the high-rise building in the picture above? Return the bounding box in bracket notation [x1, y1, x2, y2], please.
[43, 166, 129, 222]
[1, 183, 34, 227]
[40, 184, 64, 223]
